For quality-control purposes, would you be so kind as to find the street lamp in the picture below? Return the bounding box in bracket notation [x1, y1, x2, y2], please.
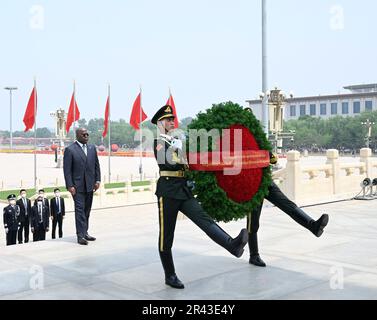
[263, 87, 295, 154]
[4, 87, 18, 150]
[361, 119, 375, 149]
[50, 108, 67, 168]
[261, 0, 268, 136]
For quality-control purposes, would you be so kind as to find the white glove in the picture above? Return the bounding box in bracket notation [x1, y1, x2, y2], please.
[171, 138, 183, 150]
[160, 134, 173, 142]
[5, 228, 8, 234]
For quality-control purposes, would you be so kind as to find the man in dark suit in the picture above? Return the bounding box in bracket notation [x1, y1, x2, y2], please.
[63, 128, 101, 245]
[16, 189, 32, 244]
[3, 194, 21, 246]
[34, 189, 50, 213]
[50, 188, 65, 239]
[31, 196, 49, 242]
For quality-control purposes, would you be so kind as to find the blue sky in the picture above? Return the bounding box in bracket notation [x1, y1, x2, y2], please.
[0, 0, 376, 130]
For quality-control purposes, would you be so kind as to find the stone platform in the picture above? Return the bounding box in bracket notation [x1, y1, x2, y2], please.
[0, 200, 376, 300]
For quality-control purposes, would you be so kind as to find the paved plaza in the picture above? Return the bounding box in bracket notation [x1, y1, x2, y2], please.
[0, 198, 376, 300]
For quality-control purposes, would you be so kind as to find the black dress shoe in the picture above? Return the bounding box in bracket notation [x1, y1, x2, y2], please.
[312, 214, 329, 237]
[165, 274, 185, 289]
[78, 238, 88, 245]
[249, 254, 267, 267]
[85, 235, 96, 241]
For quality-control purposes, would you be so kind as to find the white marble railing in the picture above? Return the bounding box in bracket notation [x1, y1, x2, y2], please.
[273, 148, 377, 205]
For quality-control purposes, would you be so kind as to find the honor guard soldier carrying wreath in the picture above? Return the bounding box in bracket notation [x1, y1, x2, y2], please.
[152, 105, 249, 290]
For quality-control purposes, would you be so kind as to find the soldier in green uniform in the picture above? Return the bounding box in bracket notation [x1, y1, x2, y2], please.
[152, 105, 249, 289]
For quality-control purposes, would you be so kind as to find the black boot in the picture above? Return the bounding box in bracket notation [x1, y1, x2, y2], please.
[248, 232, 266, 267]
[289, 208, 329, 238]
[159, 250, 184, 289]
[205, 224, 248, 258]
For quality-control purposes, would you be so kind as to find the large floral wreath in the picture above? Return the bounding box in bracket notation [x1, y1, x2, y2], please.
[186, 102, 272, 222]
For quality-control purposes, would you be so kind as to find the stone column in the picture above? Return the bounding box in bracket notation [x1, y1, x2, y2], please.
[360, 148, 372, 177]
[284, 151, 301, 200]
[326, 149, 340, 195]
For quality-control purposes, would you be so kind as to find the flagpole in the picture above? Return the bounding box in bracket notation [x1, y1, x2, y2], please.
[33, 77, 37, 191]
[108, 84, 111, 183]
[73, 80, 76, 139]
[139, 85, 143, 181]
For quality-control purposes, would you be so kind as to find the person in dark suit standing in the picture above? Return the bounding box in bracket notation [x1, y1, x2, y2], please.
[30, 196, 50, 242]
[3, 194, 21, 246]
[63, 128, 101, 245]
[50, 188, 65, 239]
[34, 189, 50, 213]
[16, 189, 32, 244]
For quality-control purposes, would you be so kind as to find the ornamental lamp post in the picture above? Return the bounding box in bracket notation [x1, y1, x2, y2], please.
[361, 119, 375, 149]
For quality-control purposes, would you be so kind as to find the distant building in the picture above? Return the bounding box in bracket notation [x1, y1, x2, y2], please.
[246, 84, 377, 122]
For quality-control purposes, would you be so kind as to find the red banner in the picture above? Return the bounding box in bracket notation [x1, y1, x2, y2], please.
[188, 150, 270, 171]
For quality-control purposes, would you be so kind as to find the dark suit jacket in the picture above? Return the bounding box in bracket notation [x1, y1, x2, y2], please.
[16, 198, 32, 223]
[33, 198, 50, 214]
[50, 197, 65, 218]
[3, 205, 20, 231]
[63, 142, 101, 193]
[30, 204, 49, 230]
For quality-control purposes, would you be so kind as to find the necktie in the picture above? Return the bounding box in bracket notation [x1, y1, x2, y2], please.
[23, 198, 27, 211]
[82, 144, 87, 156]
[39, 204, 43, 222]
[57, 197, 61, 214]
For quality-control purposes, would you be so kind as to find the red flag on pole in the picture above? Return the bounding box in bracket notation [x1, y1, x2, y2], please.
[66, 93, 80, 133]
[130, 93, 147, 130]
[23, 87, 37, 132]
[166, 93, 179, 128]
[103, 96, 110, 138]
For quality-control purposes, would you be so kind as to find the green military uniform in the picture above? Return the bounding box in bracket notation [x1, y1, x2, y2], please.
[152, 105, 249, 289]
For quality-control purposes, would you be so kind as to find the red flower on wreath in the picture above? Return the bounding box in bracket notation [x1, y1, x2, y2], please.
[215, 124, 263, 203]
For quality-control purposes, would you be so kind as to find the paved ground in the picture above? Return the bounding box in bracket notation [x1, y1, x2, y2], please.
[0, 199, 376, 300]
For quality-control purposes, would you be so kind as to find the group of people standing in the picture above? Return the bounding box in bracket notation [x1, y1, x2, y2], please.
[3, 188, 65, 246]
[3, 127, 100, 248]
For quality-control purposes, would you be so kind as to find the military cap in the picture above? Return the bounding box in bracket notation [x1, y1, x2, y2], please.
[7, 194, 17, 200]
[151, 105, 175, 125]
